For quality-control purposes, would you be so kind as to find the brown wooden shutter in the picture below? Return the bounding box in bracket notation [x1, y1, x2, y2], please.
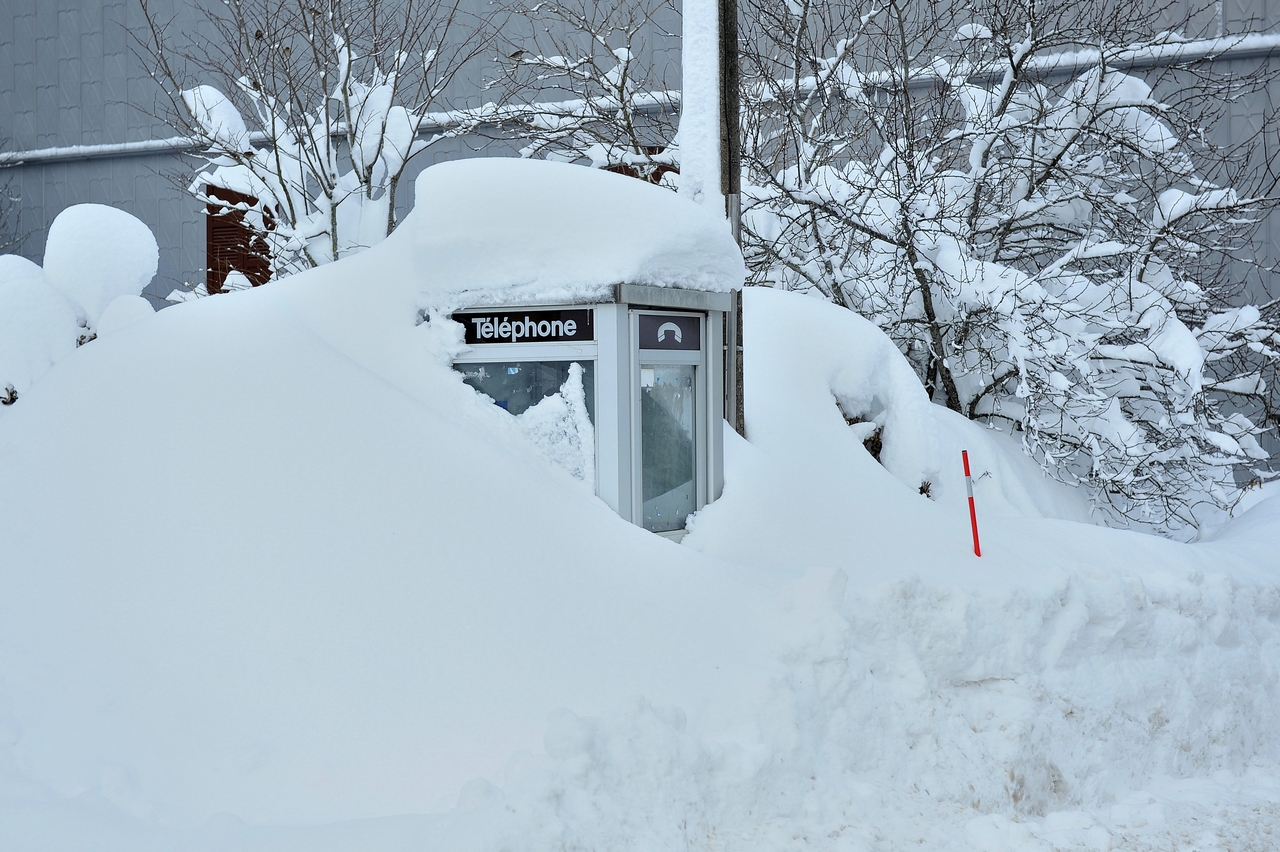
[205, 185, 275, 294]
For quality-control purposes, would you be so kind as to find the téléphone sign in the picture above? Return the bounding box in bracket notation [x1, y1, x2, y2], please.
[455, 309, 594, 345]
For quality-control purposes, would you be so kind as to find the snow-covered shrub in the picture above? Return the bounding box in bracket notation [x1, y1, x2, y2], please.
[0, 255, 78, 404]
[138, 0, 489, 290]
[43, 204, 158, 327]
[96, 295, 156, 338]
[0, 205, 157, 403]
[734, 0, 1280, 534]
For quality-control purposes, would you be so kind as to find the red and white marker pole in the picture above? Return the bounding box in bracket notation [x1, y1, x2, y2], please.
[962, 450, 981, 557]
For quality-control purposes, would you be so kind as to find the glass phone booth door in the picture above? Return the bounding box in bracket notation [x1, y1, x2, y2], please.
[634, 312, 705, 534]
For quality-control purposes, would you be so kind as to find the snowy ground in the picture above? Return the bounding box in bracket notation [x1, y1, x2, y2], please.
[0, 162, 1277, 850]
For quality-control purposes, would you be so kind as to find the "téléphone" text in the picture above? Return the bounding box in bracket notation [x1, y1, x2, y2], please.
[455, 308, 593, 345]
[470, 315, 577, 342]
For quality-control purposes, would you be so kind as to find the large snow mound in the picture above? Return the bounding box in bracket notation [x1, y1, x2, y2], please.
[406, 158, 745, 305]
[0, 166, 1277, 850]
[0, 283, 779, 827]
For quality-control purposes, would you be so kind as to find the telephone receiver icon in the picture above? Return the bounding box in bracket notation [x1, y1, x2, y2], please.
[657, 321, 682, 343]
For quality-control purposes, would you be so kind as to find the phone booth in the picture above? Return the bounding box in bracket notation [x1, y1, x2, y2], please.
[452, 283, 729, 539]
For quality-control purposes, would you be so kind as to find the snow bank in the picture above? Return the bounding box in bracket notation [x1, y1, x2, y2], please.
[388, 551, 1280, 851]
[684, 288, 1093, 579]
[0, 167, 1277, 850]
[0, 259, 778, 829]
[459, 291, 1280, 851]
[405, 158, 743, 306]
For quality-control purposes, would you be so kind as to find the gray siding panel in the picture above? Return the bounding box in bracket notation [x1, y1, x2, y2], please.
[3, 152, 201, 306]
[2, 0, 1279, 309]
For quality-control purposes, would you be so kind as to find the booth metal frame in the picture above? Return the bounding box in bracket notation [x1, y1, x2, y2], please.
[452, 283, 729, 538]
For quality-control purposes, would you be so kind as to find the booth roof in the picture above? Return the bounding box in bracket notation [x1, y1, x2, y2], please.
[404, 158, 745, 306]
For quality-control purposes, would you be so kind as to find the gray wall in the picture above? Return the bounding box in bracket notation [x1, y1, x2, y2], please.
[0, 0, 510, 304]
[1, 0, 205, 304]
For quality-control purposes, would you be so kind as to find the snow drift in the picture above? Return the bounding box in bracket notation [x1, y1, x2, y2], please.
[0, 160, 1277, 850]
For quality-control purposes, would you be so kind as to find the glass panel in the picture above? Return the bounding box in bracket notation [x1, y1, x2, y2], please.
[641, 364, 696, 532]
[457, 360, 595, 423]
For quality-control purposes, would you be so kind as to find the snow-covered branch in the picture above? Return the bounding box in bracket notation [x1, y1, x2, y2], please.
[455, 0, 681, 181]
[135, 0, 493, 289]
[735, 0, 1280, 535]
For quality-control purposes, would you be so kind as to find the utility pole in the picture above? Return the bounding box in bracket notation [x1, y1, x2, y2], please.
[719, 0, 744, 436]
[681, 0, 744, 436]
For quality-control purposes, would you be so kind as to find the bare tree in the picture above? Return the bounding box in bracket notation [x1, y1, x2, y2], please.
[459, 0, 681, 182]
[0, 140, 26, 256]
[134, 0, 492, 289]
[190, 0, 1280, 535]
[0, 185, 22, 257]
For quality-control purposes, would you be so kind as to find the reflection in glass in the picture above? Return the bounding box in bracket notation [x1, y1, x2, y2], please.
[457, 361, 595, 423]
[641, 364, 696, 532]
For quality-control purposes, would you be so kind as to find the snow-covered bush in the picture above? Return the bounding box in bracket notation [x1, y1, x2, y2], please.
[137, 0, 489, 289]
[96, 296, 156, 338]
[42, 204, 159, 327]
[733, 0, 1280, 534]
[0, 204, 158, 404]
[0, 255, 78, 405]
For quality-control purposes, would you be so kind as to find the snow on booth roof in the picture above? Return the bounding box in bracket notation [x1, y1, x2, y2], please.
[405, 158, 744, 306]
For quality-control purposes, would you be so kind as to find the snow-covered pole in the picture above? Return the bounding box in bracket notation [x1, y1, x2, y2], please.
[719, 0, 744, 437]
[679, 0, 725, 214]
[718, 0, 740, 239]
[962, 450, 981, 557]
[681, 0, 744, 436]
